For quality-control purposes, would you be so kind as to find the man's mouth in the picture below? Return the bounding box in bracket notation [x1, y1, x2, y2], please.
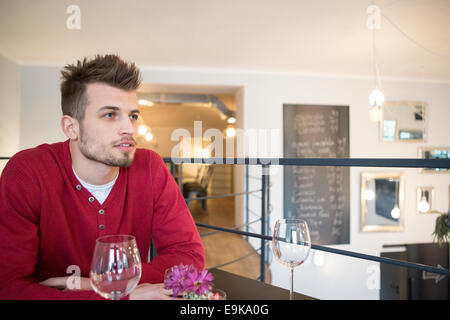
[115, 141, 135, 152]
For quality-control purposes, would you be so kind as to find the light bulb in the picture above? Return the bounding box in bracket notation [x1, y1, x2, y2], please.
[390, 205, 400, 219]
[369, 88, 385, 107]
[145, 132, 153, 141]
[226, 127, 236, 137]
[138, 125, 147, 135]
[227, 117, 236, 124]
[202, 148, 210, 158]
[418, 198, 430, 213]
[364, 190, 375, 201]
[369, 106, 382, 122]
[138, 99, 153, 106]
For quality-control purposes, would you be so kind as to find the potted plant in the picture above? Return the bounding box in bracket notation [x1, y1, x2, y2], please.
[431, 209, 450, 246]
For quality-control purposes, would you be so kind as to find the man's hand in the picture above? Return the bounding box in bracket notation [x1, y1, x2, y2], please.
[129, 283, 175, 300]
[40, 276, 92, 291]
[41, 277, 175, 300]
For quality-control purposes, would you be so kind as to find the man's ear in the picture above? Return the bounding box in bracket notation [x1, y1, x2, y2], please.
[61, 115, 80, 141]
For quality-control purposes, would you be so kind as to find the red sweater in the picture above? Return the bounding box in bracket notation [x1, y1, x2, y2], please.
[0, 140, 205, 299]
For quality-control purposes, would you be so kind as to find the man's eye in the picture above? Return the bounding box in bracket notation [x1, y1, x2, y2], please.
[130, 114, 139, 120]
[105, 112, 114, 118]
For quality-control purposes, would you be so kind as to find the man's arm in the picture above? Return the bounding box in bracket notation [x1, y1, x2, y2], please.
[139, 153, 205, 284]
[0, 154, 102, 300]
[39, 276, 173, 300]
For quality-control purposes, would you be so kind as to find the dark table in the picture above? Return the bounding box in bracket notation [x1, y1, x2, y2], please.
[210, 268, 317, 300]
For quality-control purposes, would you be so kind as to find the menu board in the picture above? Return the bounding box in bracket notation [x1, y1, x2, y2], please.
[283, 104, 350, 245]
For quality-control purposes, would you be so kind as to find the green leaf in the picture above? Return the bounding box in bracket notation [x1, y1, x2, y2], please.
[432, 213, 450, 247]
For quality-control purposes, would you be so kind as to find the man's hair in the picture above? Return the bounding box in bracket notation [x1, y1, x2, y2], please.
[60, 54, 142, 121]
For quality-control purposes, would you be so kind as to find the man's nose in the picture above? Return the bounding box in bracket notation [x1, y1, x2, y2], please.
[120, 116, 136, 136]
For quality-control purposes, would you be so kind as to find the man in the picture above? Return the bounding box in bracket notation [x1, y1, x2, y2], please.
[0, 54, 205, 299]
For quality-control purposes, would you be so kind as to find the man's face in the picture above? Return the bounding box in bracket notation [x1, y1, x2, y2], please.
[77, 82, 140, 168]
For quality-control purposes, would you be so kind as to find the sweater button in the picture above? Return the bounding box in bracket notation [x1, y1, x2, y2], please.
[88, 197, 95, 203]
[76, 185, 82, 190]
[99, 209, 104, 215]
[99, 224, 105, 230]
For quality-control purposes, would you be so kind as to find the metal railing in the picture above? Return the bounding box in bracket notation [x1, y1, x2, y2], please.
[165, 157, 450, 280]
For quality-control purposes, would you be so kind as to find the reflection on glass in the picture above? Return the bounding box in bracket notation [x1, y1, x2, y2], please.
[361, 172, 405, 232]
[381, 102, 427, 142]
[417, 186, 434, 213]
[383, 120, 396, 141]
[363, 189, 375, 201]
[399, 130, 423, 140]
[419, 147, 450, 173]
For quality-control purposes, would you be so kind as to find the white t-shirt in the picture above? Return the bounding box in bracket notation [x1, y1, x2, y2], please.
[73, 168, 118, 205]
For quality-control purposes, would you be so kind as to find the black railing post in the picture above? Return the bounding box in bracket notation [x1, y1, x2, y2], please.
[245, 164, 249, 241]
[179, 163, 183, 195]
[170, 162, 175, 176]
[266, 164, 270, 265]
[260, 164, 270, 283]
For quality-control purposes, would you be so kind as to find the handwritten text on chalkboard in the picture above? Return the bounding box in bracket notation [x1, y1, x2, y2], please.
[283, 105, 350, 245]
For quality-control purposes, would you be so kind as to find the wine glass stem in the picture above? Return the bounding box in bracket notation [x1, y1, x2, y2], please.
[111, 291, 121, 300]
[289, 266, 294, 300]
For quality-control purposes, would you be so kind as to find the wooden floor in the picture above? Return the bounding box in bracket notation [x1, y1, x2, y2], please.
[189, 197, 271, 283]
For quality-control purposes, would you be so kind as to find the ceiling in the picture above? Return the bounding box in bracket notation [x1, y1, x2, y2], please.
[136, 87, 236, 131]
[139, 103, 229, 129]
[1, 0, 449, 81]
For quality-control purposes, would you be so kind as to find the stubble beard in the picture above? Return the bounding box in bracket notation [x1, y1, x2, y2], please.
[79, 126, 136, 168]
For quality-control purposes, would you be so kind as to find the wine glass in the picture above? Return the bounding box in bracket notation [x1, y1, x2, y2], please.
[272, 219, 311, 300]
[89, 235, 142, 300]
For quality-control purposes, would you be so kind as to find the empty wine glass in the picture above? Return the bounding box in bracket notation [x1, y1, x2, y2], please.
[89, 235, 142, 300]
[272, 219, 311, 300]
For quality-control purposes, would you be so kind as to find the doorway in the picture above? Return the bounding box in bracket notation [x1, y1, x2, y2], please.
[136, 83, 268, 280]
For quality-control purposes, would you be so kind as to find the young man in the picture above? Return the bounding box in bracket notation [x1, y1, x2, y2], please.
[0, 54, 205, 299]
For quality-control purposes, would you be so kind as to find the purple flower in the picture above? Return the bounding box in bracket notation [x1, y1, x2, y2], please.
[164, 264, 190, 297]
[164, 264, 214, 298]
[185, 267, 214, 295]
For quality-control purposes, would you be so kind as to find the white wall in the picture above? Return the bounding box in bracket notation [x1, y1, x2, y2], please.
[16, 63, 450, 299]
[255, 75, 450, 300]
[0, 55, 21, 173]
[20, 65, 66, 149]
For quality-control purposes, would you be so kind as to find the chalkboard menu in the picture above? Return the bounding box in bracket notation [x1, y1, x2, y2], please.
[283, 104, 350, 245]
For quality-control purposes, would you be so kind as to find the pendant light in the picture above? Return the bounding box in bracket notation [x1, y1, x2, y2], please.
[369, 17, 384, 122]
[390, 180, 400, 219]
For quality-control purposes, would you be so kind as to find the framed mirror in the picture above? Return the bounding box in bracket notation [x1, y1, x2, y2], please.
[380, 101, 428, 143]
[418, 147, 450, 173]
[361, 172, 405, 232]
[416, 186, 434, 214]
